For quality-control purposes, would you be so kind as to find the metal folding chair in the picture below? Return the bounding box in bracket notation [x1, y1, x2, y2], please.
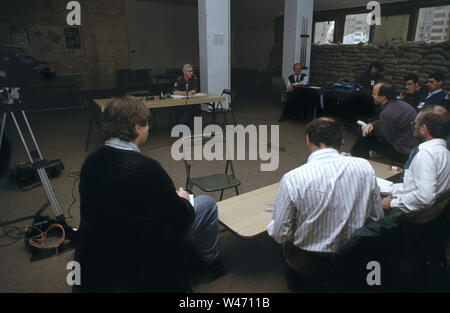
[181, 133, 240, 200]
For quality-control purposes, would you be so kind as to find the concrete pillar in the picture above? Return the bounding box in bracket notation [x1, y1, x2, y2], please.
[198, 0, 230, 110]
[282, 0, 314, 86]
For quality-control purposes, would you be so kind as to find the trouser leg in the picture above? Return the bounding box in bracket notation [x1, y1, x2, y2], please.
[189, 195, 219, 263]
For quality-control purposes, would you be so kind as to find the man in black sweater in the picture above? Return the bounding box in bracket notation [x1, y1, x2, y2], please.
[400, 73, 427, 110]
[355, 61, 384, 92]
[74, 96, 227, 292]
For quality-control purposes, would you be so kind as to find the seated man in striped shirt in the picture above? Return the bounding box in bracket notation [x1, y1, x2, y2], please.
[267, 117, 384, 291]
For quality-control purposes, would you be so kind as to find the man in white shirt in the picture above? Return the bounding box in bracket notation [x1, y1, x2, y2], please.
[268, 117, 384, 288]
[381, 107, 450, 223]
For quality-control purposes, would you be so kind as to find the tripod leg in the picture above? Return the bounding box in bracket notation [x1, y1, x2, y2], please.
[0, 112, 7, 152]
[10, 111, 64, 219]
[21, 110, 43, 159]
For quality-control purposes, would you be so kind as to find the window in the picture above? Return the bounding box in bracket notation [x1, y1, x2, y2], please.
[415, 5, 450, 42]
[314, 21, 335, 45]
[343, 14, 370, 44]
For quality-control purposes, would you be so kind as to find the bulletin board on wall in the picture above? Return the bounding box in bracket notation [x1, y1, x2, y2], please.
[64, 27, 81, 49]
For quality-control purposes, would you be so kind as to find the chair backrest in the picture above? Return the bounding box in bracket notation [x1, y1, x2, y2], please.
[133, 69, 150, 82]
[180, 132, 232, 161]
[180, 132, 236, 178]
[221, 89, 236, 101]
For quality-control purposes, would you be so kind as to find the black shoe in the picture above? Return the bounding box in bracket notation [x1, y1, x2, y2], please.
[199, 256, 230, 283]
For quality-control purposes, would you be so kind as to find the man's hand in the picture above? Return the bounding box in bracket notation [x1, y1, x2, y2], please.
[361, 123, 373, 137]
[382, 197, 396, 210]
[399, 92, 405, 99]
[445, 91, 450, 100]
[188, 90, 196, 96]
[287, 85, 294, 92]
[177, 187, 190, 201]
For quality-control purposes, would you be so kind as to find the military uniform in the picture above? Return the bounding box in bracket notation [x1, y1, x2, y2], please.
[173, 75, 199, 93]
[172, 75, 199, 125]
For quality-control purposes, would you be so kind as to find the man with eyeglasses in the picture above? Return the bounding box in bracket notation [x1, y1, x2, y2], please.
[380, 106, 450, 223]
[173, 63, 198, 97]
[172, 63, 199, 124]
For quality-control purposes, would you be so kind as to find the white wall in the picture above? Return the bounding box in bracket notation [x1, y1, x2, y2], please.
[282, 0, 313, 85]
[198, 0, 230, 107]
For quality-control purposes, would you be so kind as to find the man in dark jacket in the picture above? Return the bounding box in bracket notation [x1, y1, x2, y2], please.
[351, 81, 417, 164]
[355, 61, 384, 92]
[417, 72, 446, 110]
[401, 73, 427, 110]
[74, 96, 227, 292]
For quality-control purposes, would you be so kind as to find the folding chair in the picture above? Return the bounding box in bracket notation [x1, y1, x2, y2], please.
[181, 133, 240, 200]
[206, 89, 237, 126]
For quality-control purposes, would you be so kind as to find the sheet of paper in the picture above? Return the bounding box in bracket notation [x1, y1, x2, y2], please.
[194, 93, 207, 97]
[189, 194, 194, 207]
[171, 95, 187, 99]
[377, 177, 393, 189]
[377, 177, 394, 197]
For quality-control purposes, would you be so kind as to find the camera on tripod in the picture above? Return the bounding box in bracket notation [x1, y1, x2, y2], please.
[1, 46, 66, 223]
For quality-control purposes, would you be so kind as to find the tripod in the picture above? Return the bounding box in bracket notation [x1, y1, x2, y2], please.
[0, 87, 68, 229]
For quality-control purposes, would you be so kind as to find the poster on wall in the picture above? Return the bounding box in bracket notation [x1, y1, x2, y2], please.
[10, 26, 30, 49]
[64, 27, 81, 49]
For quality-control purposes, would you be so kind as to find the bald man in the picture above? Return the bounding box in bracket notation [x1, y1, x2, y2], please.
[380, 106, 450, 223]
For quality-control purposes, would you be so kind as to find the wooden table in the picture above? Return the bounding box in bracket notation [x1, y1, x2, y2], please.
[94, 93, 225, 112]
[217, 160, 402, 238]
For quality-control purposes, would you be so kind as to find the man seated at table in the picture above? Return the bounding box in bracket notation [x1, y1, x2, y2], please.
[74, 96, 228, 292]
[278, 63, 309, 122]
[401, 73, 427, 110]
[380, 106, 450, 223]
[417, 72, 446, 110]
[268, 117, 384, 291]
[172, 63, 199, 124]
[173, 63, 199, 96]
[355, 61, 384, 92]
[351, 81, 417, 164]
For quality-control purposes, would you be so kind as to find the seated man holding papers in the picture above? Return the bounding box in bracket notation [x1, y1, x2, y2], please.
[380, 106, 450, 223]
